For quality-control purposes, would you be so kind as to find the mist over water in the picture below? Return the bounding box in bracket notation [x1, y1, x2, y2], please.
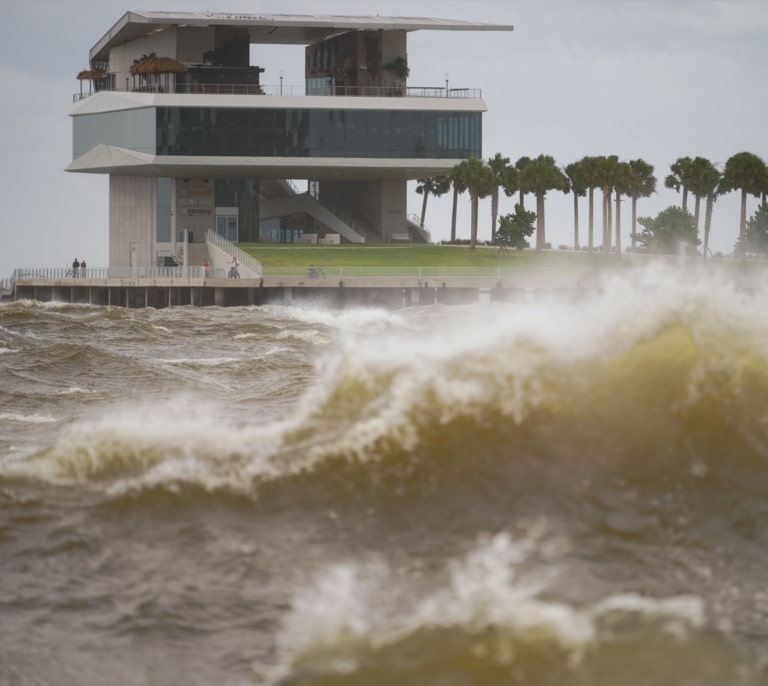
[2, 263, 768, 685]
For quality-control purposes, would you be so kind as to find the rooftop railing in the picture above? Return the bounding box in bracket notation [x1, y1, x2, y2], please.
[73, 83, 481, 102]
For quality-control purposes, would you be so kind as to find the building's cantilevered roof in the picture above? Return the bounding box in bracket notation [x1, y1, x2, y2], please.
[91, 10, 514, 62]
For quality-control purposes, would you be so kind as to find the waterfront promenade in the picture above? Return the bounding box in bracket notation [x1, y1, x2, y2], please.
[4, 250, 764, 309]
[1, 264, 600, 308]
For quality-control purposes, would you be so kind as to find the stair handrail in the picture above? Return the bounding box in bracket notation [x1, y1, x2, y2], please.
[407, 214, 432, 243]
[205, 230, 263, 278]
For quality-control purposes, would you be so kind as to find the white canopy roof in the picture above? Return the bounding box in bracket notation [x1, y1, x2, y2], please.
[91, 10, 514, 62]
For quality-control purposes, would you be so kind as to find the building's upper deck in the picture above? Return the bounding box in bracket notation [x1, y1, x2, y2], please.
[76, 10, 512, 105]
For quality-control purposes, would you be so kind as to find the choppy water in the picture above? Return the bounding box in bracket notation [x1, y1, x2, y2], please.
[2, 263, 768, 685]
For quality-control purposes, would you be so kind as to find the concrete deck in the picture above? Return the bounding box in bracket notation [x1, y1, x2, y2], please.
[5, 271, 599, 308]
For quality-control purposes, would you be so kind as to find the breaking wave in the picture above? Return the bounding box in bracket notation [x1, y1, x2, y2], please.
[5, 264, 768, 505]
[267, 531, 759, 685]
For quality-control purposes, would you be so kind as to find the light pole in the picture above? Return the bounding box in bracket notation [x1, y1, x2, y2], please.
[445, 73, 449, 97]
[279, 70, 283, 95]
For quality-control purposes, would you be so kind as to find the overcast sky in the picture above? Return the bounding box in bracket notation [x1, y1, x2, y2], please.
[1, 0, 766, 277]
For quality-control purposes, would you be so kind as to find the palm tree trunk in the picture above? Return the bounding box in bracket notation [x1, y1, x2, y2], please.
[693, 195, 701, 242]
[740, 188, 748, 242]
[602, 189, 610, 253]
[614, 192, 622, 255]
[631, 196, 638, 248]
[704, 193, 714, 258]
[420, 192, 429, 229]
[518, 189, 525, 209]
[491, 189, 499, 244]
[588, 187, 594, 253]
[607, 190, 613, 252]
[470, 192, 479, 250]
[682, 187, 689, 213]
[573, 193, 580, 250]
[536, 192, 546, 250]
[450, 187, 458, 242]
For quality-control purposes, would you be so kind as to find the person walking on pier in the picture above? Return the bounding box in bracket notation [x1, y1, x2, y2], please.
[80, 259, 87, 277]
[72, 258, 80, 278]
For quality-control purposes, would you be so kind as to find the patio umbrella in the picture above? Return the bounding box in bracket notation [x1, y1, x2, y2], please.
[130, 56, 188, 92]
[76, 68, 107, 96]
[129, 56, 188, 75]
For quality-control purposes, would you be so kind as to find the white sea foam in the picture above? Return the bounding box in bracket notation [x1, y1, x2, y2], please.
[4, 397, 293, 491]
[275, 329, 332, 345]
[0, 324, 30, 338]
[58, 386, 92, 396]
[276, 305, 406, 333]
[154, 356, 241, 367]
[275, 529, 708, 675]
[0, 412, 58, 424]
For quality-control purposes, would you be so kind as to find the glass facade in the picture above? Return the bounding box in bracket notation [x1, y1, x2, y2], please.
[156, 107, 481, 159]
[156, 177, 172, 242]
[215, 178, 260, 242]
[73, 105, 482, 161]
[73, 108, 156, 158]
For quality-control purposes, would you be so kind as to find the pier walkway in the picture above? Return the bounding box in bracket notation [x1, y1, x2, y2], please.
[1, 265, 599, 308]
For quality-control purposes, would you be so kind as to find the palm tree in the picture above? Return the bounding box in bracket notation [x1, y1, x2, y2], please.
[564, 160, 588, 250]
[579, 156, 602, 253]
[449, 167, 468, 242]
[686, 157, 721, 252]
[515, 156, 533, 209]
[613, 161, 633, 255]
[595, 155, 619, 252]
[415, 176, 450, 230]
[625, 159, 656, 249]
[487, 153, 517, 242]
[720, 151, 767, 251]
[517, 154, 570, 250]
[665, 156, 694, 213]
[452, 158, 494, 249]
[761, 164, 768, 207]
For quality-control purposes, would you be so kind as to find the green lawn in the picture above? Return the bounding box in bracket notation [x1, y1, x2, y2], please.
[238, 243, 614, 270]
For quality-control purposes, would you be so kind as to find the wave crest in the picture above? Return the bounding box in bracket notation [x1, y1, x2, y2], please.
[268, 532, 757, 685]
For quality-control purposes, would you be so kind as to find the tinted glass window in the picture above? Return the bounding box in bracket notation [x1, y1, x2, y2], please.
[155, 107, 480, 159]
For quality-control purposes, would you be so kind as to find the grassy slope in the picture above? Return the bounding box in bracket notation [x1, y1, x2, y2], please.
[238, 244, 614, 270]
[237, 244, 765, 280]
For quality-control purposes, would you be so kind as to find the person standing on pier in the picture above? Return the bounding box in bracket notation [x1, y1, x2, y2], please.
[72, 258, 80, 278]
[228, 256, 239, 279]
[80, 259, 87, 277]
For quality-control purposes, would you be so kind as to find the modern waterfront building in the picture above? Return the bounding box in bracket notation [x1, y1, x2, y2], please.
[67, 10, 514, 269]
